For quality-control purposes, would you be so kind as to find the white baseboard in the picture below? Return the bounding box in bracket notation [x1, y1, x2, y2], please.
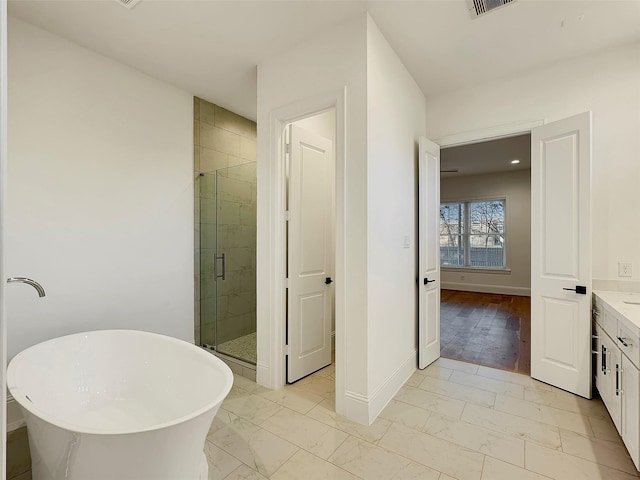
[256, 362, 271, 389]
[7, 395, 25, 432]
[442, 282, 530, 297]
[342, 390, 370, 425]
[342, 350, 417, 425]
[367, 350, 417, 424]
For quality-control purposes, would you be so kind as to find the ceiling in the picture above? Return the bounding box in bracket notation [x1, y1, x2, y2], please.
[441, 134, 531, 177]
[8, 1, 640, 121]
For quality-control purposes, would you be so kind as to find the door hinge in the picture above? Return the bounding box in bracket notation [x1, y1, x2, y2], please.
[285, 143, 291, 154]
[284, 211, 290, 221]
[285, 344, 291, 356]
[284, 278, 289, 288]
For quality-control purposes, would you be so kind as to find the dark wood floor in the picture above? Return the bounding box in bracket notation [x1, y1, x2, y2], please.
[440, 290, 531, 375]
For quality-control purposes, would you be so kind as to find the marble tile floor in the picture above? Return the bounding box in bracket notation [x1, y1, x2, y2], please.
[205, 357, 640, 479]
[217, 332, 257, 365]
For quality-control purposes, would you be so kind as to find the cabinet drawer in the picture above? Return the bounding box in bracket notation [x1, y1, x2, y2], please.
[617, 321, 640, 369]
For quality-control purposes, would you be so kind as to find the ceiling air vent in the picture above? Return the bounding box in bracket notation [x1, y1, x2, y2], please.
[114, 0, 141, 10]
[467, 0, 517, 18]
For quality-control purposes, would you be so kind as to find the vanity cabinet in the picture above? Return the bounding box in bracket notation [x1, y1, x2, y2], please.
[622, 354, 640, 466]
[593, 292, 640, 470]
[594, 322, 621, 430]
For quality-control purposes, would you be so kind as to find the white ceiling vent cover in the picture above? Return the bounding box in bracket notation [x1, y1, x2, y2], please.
[114, 0, 141, 10]
[467, 0, 517, 18]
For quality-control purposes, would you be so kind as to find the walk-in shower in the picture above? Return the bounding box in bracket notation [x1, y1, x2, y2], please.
[199, 162, 256, 364]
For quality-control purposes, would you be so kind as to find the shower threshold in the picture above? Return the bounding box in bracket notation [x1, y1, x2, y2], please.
[203, 332, 256, 365]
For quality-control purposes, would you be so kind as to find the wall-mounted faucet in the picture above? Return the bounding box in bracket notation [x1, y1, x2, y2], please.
[7, 277, 46, 297]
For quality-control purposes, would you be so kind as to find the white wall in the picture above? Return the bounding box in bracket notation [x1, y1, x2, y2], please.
[440, 169, 531, 295]
[257, 14, 426, 424]
[257, 14, 369, 421]
[7, 18, 194, 359]
[427, 42, 640, 285]
[365, 17, 426, 421]
[294, 110, 335, 144]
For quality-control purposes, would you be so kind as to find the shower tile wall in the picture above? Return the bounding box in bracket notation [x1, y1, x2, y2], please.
[194, 97, 256, 347]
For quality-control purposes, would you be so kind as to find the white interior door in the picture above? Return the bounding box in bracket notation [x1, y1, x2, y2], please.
[418, 137, 441, 369]
[287, 124, 334, 383]
[531, 112, 592, 398]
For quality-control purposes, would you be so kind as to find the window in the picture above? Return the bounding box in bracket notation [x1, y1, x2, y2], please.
[440, 199, 506, 268]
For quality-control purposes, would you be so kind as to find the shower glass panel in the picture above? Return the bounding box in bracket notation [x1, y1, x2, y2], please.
[200, 163, 257, 365]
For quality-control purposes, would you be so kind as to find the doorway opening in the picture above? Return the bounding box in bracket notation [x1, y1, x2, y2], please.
[439, 133, 532, 375]
[283, 109, 337, 397]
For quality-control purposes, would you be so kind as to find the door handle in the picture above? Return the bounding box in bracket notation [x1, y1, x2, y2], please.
[563, 285, 587, 294]
[325, 277, 333, 285]
[423, 278, 436, 285]
[214, 253, 226, 281]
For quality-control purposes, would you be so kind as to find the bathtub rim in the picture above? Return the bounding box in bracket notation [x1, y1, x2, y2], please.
[7, 329, 234, 436]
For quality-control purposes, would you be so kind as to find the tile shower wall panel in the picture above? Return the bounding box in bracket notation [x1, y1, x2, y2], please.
[194, 97, 256, 359]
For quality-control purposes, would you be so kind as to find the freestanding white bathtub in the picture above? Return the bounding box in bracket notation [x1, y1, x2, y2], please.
[7, 330, 234, 480]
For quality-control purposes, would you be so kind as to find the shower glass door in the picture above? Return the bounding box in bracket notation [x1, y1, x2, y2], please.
[200, 163, 257, 365]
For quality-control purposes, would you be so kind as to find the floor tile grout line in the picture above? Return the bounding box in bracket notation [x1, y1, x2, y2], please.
[446, 372, 525, 399]
[515, 394, 611, 422]
[422, 409, 529, 471]
[458, 404, 566, 452]
[412, 382, 497, 410]
[491, 398, 598, 437]
[524, 439, 640, 477]
[353, 421, 457, 478]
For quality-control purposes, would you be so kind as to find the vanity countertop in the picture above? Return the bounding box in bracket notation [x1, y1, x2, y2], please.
[594, 290, 640, 331]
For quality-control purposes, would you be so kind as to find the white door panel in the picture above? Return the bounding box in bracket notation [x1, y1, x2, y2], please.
[531, 112, 592, 398]
[418, 137, 441, 370]
[287, 125, 333, 383]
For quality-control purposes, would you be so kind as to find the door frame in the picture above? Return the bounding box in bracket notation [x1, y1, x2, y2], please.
[258, 89, 346, 412]
[434, 118, 543, 377]
[1, 0, 7, 472]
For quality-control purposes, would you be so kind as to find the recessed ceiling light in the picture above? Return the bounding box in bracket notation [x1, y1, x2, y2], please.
[511, 159, 520, 165]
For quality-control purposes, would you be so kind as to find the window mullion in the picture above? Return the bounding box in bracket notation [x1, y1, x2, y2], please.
[464, 201, 471, 267]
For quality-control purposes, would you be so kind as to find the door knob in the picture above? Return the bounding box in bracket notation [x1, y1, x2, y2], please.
[325, 277, 333, 285]
[423, 278, 436, 285]
[563, 285, 587, 294]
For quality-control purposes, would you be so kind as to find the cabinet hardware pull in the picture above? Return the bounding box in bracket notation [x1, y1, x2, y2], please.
[617, 336, 632, 348]
[602, 345, 607, 374]
[592, 309, 600, 316]
[616, 364, 621, 396]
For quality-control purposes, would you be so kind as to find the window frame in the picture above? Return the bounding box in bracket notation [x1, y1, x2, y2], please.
[440, 197, 508, 271]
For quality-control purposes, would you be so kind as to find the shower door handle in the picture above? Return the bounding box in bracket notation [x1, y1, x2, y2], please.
[214, 253, 226, 281]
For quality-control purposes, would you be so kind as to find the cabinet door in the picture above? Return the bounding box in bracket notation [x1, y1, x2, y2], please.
[622, 355, 640, 470]
[595, 325, 612, 409]
[608, 339, 623, 433]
